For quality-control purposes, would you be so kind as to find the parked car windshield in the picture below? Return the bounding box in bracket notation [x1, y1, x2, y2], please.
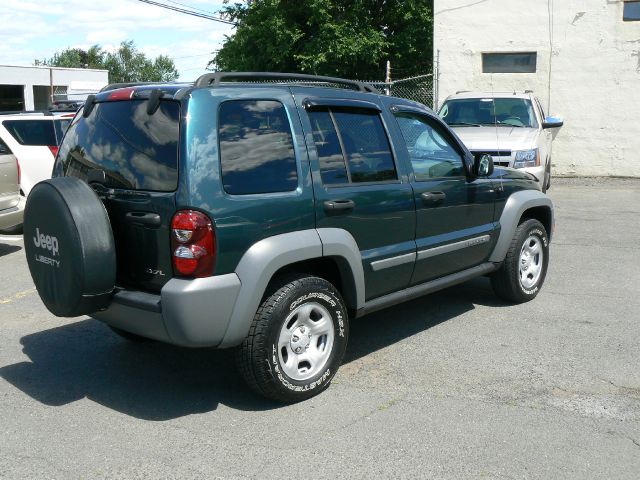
[439, 98, 538, 128]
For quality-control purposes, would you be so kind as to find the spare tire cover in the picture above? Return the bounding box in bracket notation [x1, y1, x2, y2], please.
[24, 177, 116, 317]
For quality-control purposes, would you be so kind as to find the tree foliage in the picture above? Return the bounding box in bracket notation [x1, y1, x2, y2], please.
[211, 0, 433, 80]
[34, 41, 179, 83]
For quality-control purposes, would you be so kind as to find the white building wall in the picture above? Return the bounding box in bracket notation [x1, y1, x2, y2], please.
[434, 0, 640, 177]
[0, 65, 108, 110]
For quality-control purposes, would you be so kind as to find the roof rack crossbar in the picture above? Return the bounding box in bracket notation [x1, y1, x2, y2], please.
[194, 72, 378, 93]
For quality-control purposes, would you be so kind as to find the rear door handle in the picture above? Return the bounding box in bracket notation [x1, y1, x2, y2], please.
[125, 212, 161, 227]
[323, 199, 355, 212]
[421, 191, 446, 204]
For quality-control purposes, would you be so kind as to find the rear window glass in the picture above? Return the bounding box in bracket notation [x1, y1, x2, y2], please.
[2, 119, 57, 146]
[58, 100, 180, 191]
[218, 100, 297, 195]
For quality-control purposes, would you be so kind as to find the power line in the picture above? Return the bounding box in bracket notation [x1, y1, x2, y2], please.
[134, 0, 236, 25]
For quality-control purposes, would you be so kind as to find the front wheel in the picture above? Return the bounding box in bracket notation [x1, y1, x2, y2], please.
[491, 219, 549, 303]
[236, 275, 349, 403]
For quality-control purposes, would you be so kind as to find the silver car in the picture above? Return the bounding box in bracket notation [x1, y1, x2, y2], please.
[439, 91, 563, 192]
[0, 139, 24, 232]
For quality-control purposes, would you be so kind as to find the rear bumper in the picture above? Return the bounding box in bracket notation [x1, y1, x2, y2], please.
[92, 273, 242, 347]
[0, 195, 25, 232]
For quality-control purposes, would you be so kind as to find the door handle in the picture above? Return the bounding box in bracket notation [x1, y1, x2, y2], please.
[323, 199, 355, 212]
[421, 191, 446, 204]
[125, 211, 161, 227]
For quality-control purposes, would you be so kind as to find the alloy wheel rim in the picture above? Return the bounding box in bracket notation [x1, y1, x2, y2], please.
[519, 235, 543, 290]
[277, 302, 335, 381]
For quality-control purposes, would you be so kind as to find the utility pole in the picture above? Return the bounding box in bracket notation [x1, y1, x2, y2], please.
[49, 68, 54, 106]
[385, 60, 391, 96]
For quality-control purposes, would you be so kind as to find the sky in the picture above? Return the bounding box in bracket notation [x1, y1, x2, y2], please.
[0, 0, 236, 81]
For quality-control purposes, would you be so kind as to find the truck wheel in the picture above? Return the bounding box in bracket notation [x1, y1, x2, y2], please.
[237, 275, 349, 403]
[491, 219, 549, 304]
[543, 161, 551, 193]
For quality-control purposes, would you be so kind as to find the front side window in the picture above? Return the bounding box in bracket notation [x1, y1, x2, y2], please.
[395, 113, 464, 180]
[218, 100, 297, 195]
[439, 98, 538, 129]
[308, 108, 397, 185]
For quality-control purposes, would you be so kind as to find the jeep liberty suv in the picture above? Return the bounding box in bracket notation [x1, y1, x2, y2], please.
[24, 73, 553, 403]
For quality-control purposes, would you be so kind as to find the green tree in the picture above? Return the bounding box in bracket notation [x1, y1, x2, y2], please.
[34, 41, 178, 83]
[211, 0, 433, 80]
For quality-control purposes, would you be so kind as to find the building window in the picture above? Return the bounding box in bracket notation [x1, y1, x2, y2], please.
[482, 52, 537, 73]
[624, 1, 640, 21]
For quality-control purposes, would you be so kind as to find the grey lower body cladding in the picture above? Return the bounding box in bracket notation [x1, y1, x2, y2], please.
[92, 274, 241, 347]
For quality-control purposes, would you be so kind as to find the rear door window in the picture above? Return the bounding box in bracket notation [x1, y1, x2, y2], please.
[2, 119, 57, 146]
[218, 100, 298, 195]
[58, 100, 180, 192]
[308, 108, 397, 185]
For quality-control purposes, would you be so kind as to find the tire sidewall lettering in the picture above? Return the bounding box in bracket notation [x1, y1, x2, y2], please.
[268, 288, 346, 393]
[519, 227, 549, 295]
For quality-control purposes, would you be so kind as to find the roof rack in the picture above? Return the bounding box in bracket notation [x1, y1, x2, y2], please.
[194, 72, 379, 93]
[0, 110, 53, 116]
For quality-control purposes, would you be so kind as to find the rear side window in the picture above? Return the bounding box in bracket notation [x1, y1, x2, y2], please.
[58, 100, 180, 191]
[308, 108, 397, 185]
[2, 120, 57, 146]
[218, 100, 297, 195]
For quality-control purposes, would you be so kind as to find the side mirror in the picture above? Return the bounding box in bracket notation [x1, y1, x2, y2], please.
[472, 153, 494, 177]
[542, 115, 564, 129]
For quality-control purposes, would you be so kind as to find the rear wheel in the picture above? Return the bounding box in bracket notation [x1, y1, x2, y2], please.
[236, 275, 348, 403]
[491, 219, 549, 303]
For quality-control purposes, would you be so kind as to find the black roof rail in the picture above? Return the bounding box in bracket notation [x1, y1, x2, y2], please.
[194, 72, 379, 93]
[0, 110, 53, 116]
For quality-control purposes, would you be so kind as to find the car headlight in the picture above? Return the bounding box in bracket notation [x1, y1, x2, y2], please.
[514, 149, 540, 168]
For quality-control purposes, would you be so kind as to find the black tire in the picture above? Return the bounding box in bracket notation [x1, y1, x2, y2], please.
[237, 275, 349, 403]
[109, 326, 155, 343]
[543, 161, 551, 193]
[23, 177, 116, 317]
[491, 219, 549, 304]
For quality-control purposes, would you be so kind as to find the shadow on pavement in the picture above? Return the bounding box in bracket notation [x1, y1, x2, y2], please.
[1, 277, 507, 419]
[0, 243, 21, 257]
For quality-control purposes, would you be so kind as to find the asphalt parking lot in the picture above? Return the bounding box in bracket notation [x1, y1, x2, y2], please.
[1, 178, 639, 479]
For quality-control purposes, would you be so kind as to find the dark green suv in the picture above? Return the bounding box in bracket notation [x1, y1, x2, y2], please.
[24, 73, 553, 403]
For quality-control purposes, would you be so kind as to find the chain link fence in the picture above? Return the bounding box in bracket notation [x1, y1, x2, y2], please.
[367, 74, 435, 110]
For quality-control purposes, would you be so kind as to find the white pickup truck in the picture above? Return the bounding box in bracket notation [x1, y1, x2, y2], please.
[439, 91, 563, 192]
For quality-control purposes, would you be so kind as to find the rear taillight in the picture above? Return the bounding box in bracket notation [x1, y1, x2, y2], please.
[108, 87, 136, 101]
[48, 146, 59, 158]
[170, 210, 215, 278]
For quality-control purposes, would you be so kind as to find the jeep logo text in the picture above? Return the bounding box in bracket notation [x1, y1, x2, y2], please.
[33, 228, 59, 256]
